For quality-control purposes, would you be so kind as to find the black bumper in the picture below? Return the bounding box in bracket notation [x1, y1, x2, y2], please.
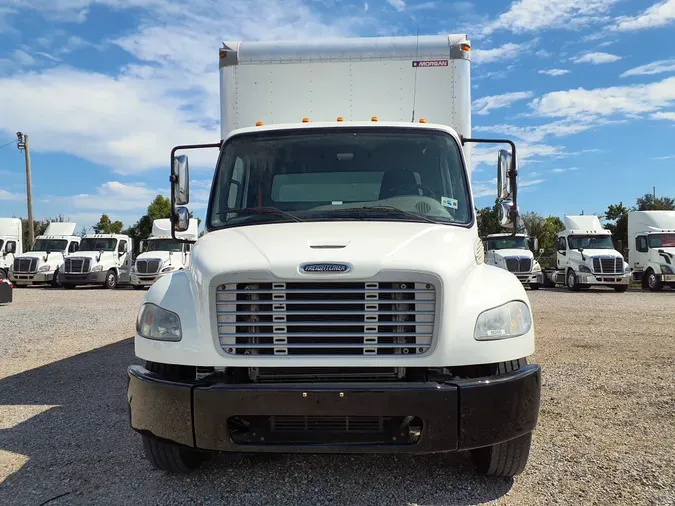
[60, 271, 106, 284]
[127, 364, 541, 454]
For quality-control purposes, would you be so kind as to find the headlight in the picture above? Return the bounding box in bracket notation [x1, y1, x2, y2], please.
[578, 265, 592, 273]
[136, 303, 182, 341]
[161, 266, 177, 273]
[474, 300, 532, 341]
[38, 264, 51, 272]
[532, 262, 541, 272]
[91, 265, 103, 272]
[661, 265, 674, 274]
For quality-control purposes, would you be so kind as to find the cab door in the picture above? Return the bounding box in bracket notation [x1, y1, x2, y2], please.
[556, 236, 568, 270]
[118, 239, 132, 282]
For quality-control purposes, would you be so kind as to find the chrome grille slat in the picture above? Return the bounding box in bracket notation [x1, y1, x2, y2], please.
[592, 257, 623, 274]
[137, 258, 162, 274]
[13, 258, 38, 273]
[216, 280, 436, 357]
[505, 257, 532, 273]
[64, 258, 91, 274]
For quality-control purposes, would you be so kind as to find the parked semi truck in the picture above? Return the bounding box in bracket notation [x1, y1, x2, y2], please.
[628, 210, 675, 291]
[126, 34, 541, 478]
[130, 218, 198, 290]
[60, 233, 133, 289]
[9, 222, 80, 287]
[0, 218, 22, 281]
[547, 215, 629, 292]
[484, 233, 542, 290]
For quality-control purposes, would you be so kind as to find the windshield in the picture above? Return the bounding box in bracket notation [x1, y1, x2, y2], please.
[568, 235, 614, 250]
[208, 128, 472, 229]
[486, 237, 529, 250]
[79, 238, 118, 251]
[31, 239, 68, 252]
[146, 239, 183, 252]
[648, 233, 675, 248]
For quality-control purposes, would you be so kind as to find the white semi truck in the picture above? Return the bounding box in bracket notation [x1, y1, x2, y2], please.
[548, 215, 629, 292]
[130, 218, 198, 290]
[126, 34, 541, 478]
[9, 222, 80, 287]
[0, 218, 22, 281]
[627, 210, 675, 291]
[484, 233, 542, 290]
[59, 233, 133, 289]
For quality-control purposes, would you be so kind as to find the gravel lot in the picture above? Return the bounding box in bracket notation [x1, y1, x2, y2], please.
[1, 286, 673, 505]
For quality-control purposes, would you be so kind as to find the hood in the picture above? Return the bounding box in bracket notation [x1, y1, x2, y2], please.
[652, 247, 675, 262]
[68, 251, 115, 262]
[492, 249, 533, 260]
[136, 251, 172, 263]
[568, 248, 622, 262]
[16, 251, 65, 262]
[192, 221, 480, 281]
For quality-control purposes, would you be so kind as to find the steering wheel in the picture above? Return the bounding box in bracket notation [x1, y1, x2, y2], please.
[413, 184, 436, 199]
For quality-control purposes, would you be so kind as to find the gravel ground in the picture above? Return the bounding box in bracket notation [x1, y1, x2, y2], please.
[0, 286, 673, 506]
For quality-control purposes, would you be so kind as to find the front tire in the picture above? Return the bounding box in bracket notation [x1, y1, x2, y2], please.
[645, 270, 662, 292]
[471, 432, 533, 477]
[103, 269, 117, 289]
[529, 283, 540, 290]
[566, 270, 580, 291]
[133, 284, 145, 290]
[50, 269, 61, 288]
[0, 269, 7, 280]
[142, 435, 206, 473]
[613, 285, 628, 293]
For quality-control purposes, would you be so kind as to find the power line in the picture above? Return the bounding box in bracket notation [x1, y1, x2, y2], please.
[0, 139, 16, 149]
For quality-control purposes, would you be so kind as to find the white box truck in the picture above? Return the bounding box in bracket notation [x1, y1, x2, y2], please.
[483, 233, 542, 289]
[126, 34, 541, 478]
[59, 233, 133, 289]
[627, 210, 675, 291]
[0, 218, 22, 281]
[130, 218, 198, 289]
[548, 215, 630, 292]
[9, 222, 80, 287]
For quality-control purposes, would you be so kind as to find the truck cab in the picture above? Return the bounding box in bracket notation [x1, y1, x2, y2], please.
[550, 215, 629, 292]
[126, 34, 541, 479]
[131, 218, 197, 289]
[60, 233, 133, 289]
[484, 233, 542, 289]
[9, 222, 80, 287]
[628, 210, 675, 291]
[0, 218, 22, 281]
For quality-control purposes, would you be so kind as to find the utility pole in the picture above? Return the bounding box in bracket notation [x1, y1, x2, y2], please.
[16, 132, 34, 247]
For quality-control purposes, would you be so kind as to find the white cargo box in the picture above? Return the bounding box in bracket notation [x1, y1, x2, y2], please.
[43, 222, 77, 237]
[0, 218, 22, 237]
[563, 215, 607, 234]
[152, 218, 198, 241]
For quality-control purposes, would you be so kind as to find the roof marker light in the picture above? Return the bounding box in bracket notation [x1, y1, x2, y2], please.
[419, 118, 427, 123]
[255, 121, 263, 126]
[371, 116, 378, 122]
[302, 117, 310, 123]
[336, 116, 344, 122]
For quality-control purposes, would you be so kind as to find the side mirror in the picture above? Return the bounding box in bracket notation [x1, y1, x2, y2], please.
[6, 242, 16, 254]
[174, 207, 190, 233]
[498, 199, 518, 229]
[497, 149, 512, 200]
[172, 155, 190, 206]
[533, 237, 539, 251]
[616, 239, 623, 252]
[140, 240, 145, 252]
[539, 248, 544, 254]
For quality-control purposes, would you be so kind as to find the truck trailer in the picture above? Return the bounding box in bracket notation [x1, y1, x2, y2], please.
[130, 218, 198, 289]
[126, 34, 541, 478]
[628, 210, 675, 291]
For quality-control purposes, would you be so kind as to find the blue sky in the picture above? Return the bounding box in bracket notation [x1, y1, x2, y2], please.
[1, 0, 674, 233]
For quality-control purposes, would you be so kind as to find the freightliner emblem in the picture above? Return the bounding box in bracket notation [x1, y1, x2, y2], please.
[300, 263, 351, 273]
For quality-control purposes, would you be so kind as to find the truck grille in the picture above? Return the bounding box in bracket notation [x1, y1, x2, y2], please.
[136, 259, 161, 274]
[215, 281, 436, 356]
[13, 258, 38, 273]
[592, 257, 622, 274]
[505, 257, 532, 273]
[64, 258, 91, 274]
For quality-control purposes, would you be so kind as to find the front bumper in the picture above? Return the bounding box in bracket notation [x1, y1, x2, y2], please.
[9, 271, 55, 284]
[577, 272, 630, 285]
[514, 272, 543, 285]
[131, 273, 159, 286]
[660, 274, 675, 284]
[60, 271, 107, 284]
[127, 363, 541, 453]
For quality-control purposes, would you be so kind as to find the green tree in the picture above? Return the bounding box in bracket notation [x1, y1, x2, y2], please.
[15, 214, 70, 249]
[124, 195, 173, 252]
[603, 202, 629, 250]
[636, 193, 675, 211]
[476, 199, 502, 238]
[94, 214, 124, 234]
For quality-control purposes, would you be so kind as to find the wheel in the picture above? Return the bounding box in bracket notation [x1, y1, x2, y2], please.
[566, 270, 580, 291]
[644, 270, 662, 292]
[471, 432, 533, 477]
[529, 283, 540, 290]
[613, 285, 628, 293]
[103, 269, 117, 289]
[141, 435, 206, 473]
[0, 269, 7, 280]
[50, 269, 61, 288]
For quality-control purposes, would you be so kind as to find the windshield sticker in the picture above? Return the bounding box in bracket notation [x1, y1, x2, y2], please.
[441, 196, 458, 209]
[331, 201, 343, 206]
[412, 60, 448, 68]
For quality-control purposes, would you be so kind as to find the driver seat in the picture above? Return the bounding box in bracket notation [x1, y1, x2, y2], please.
[379, 168, 421, 200]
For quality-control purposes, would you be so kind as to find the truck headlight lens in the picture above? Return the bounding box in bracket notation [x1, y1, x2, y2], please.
[91, 265, 103, 272]
[136, 303, 182, 341]
[532, 262, 541, 272]
[474, 300, 532, 341]
[161, 266, 177, 273]
[578, 265, 592, 273]
[38, 264, 51, 272]
[661, 265, 674, 275]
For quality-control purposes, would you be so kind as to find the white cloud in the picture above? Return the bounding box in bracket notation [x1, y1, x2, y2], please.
[12, 49, 37, 66]
[539, 69, 570, 76]
[651, 111, 675, 121]
[482, 0, 619, 35]
[551, 168, 566, 173]
[387, 0, 406, 11]
[520, 178, 545, 188]
[364, 2, 368, 11]
[529, 77, 675, 119]
[473, 91, 533, 115]
[621, 59, 675, 78]
[473, 117, 625, 143]
[52, 181, 164, 212]
[473, 43, 520, 64]
[653, 155, 675, 160]
[0, 188, 22, 201]
[613, 0, 675, 31]
[571, 52, 621, 64]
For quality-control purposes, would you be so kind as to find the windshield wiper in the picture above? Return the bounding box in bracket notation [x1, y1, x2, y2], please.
[217, 207, 305, 222]
[326, 205, 442, 224]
